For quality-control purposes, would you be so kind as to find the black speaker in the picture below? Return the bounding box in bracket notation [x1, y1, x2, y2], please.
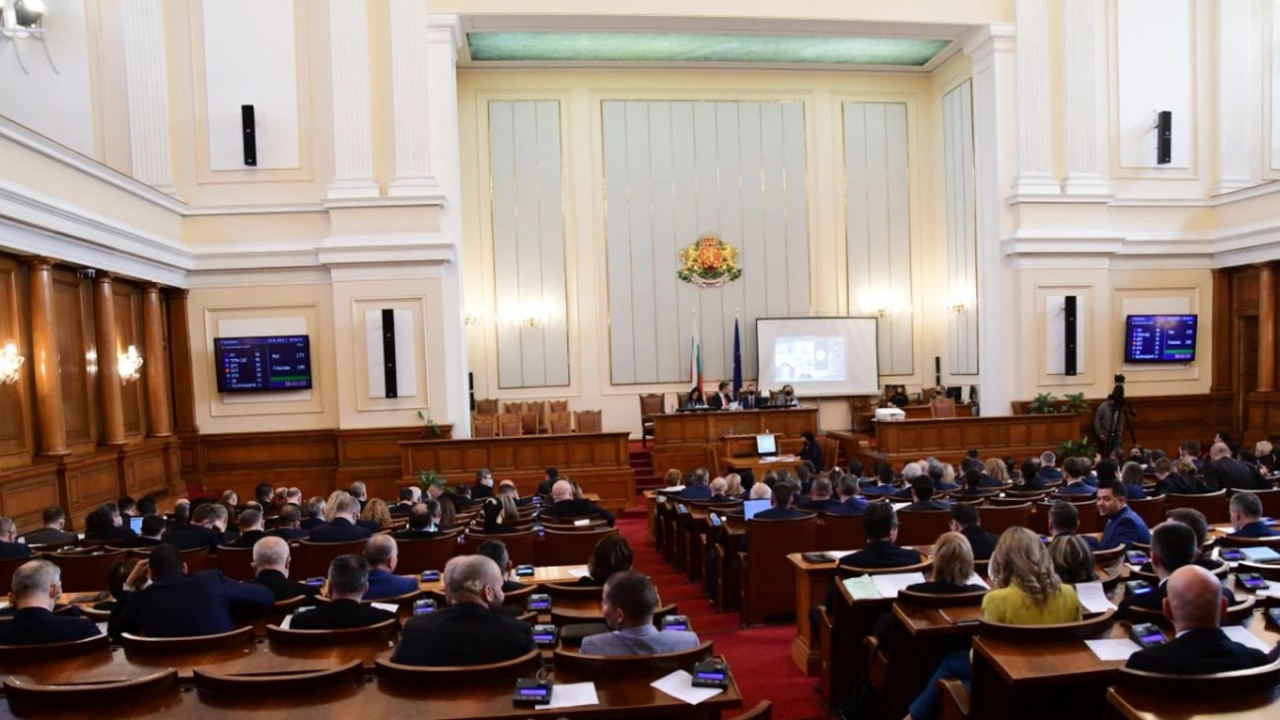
[242, 104, 257, 166]
[934, 356, 942, 387]
[469, 372, 475, 412]
[1064, 295, 1078, 376]
[1156, 111, 1172, 165]
[381, 309, 398, 398]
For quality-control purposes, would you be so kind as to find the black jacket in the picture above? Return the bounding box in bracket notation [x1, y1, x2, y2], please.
[1126, 627, 1271, 674]
[114, 570, 274, 639]
[391, 602, 534, 666]
[539, 499, 615, 527]
[960, 524, 999, 561]
[1203, 458, 1268, 491]
[290, 598, 395, 630]
[308, 518, 372, 543]
[250, 569, 320, 601]
[0, 607, 100, 645]
[228, 530, 267, 549]
[161, 524, 226, 552]
[839, 540, 923, 570]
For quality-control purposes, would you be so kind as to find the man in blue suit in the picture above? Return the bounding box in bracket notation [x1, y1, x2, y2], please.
[825, 476, 868, 516]
[1087, 479, 1151, 550]
[581, 571, 700, 656]
[0, 517, 32, 560]
[678, 468, 713, 500]
[1056, 457, 1096, 495]
[1228, 492, 1278, 538]
[113, 543, 274, 639]
[0, 560, 99, 645]
[753, 483, 809, 521]
[363, 535, 419, 600]
[309, 496, 372, 543]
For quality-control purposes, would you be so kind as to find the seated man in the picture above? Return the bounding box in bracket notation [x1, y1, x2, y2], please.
[580, 571, 701, 656]
[1055, 457, 1095, 495]
[363, 535, 419, 600]
[1086, 479, 1151, 550]
[1126, 565, 1270, 674]
[0, 560, 100, 644]
[839, 503, 923, 569]
[249, 536, 319, 600]
[536, 467, 560, 496]
[476, 538, 524, 593]
[677, 469, 713, 501]
[290, 555, 396, 630]
[1119, 521, 1236, 617]
[1036, 451, 1064, 483]
[1047, 500, 1079, 538]
[861, 465, 901, 498]
[949, 503, 998, 560]
[391, 555, 535, 666]
[22, 508, 78, 547]
[390, 486, 419, 516]
[901, 475, 950, 512]
[1228, 492, 1277, 538]
[393, 501, 443, 539]
[115, 543, 274, 638]
[84, 503, 137, 543]
[309, 496, 372, 543]
[268, 505, 310, 541]
[928, 460, 959, 492]
[800, 477, 842, 512]
[825, 475, 868, 516]
[753, 483, 809, 521]
[1152, 457, 1210, 496]
[300, 497, 327, 531]
[161, 503, 227, 551]
[708, 477, 729, 502]
[115, 515, 165, 548]
[0, 517, 33, 559]
[472, 469, 495, 501]
[539, 479, 616, 526]
[228, 509, 267, 549]
[1203, 442, 1269, 492]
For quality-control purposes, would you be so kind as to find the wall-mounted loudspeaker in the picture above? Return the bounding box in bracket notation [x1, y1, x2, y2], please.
[1156, 111, 1172, 165]
[934, 356, 941, 387]
[469, 372, 475, 412]
[1064, 295, 1078, 376]
[242, 104, 257, 167]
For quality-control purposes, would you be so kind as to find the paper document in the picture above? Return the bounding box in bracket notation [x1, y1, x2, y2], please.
[279, 613, 295, 629]
[567, 567, 591, 578]
[828, 550, 859, 560]
[545, 681, 599, 709]
[573, 518, 591, 526]
[371, 602, 399, 614]
[1222, 625, 1274, 654]
[891, 502, 911, 511]
[964, 573, 990, 589]
[1084, 638, 1141, 662]
[651, 670, 725, 706]
[842, 575, 881, 600]
[870, 572, 927, 599]
[1240, 546, 1280, 562]
[1075, 581, 1116, 613]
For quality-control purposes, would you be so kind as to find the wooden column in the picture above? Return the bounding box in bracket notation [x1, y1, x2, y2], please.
[29, 258, 68, 456]
[166, 288, 197, 434]
[1210, 268, 1233, 392]
[142, 284, 173, 437]
[93, 273, 126, 445]
[1258, 263, 1276, 392]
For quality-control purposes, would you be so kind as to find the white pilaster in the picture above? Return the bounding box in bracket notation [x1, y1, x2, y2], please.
[1217, 0, 1263, 194]
[120, 0, 175, 195]
[387, 0, 445, 200]
[1061, 0, 1111, 195]
[1012, 0, 1058, 195]
[326, 0, 380, 200]
[964, 24, 1019, 416]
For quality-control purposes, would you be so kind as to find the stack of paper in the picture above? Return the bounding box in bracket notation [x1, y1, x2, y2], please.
[545, 682, 600, 709]
[1240, 546, 1280, 563]
[1222, 626, 1274, 653]
[964, 573, 990, 589]
[371, 602, 399, 614]
[1084, 638, 1141, 662]
[870, 572, 928, 599]
[1075, 581, 1117, 614]
[651, 670, 725, 705]
[842, 575, 881, 600]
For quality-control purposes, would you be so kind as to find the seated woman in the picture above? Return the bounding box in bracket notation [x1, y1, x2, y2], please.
[1049, 534, 1097, 584]
[953, 467, 993, 499]
[360, 498, 393, 530]
[576, 535, 634, 586]
[982, 458, 1010, 488]
[724, 473, 746, 500]
[685, 387, 705, 408]
[480, 497, 516, 534]
[905, 527, 1081, 720]
[1120, 461, 1148, 500]
[873, 532, 986, 650]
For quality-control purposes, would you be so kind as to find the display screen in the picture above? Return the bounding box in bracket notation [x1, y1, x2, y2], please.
[755, 434, 778, 457]
[1124, 315, 1197, 363]
[696, 671, 726, 680]
[664, 621, 689, 631]
[1139, 631, 1163, 644]
[743, 499, 772, 520]
[1241, 575, 1267, 588]
[518, 688, 549, 697]
[214, 335, 313, 392]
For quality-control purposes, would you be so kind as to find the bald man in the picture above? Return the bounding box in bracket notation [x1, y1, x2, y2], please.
[391, 555, 534, 666]
[0, 560, 99, 644]
[1126, 565, 1272, 674]
[1203, 442, 1268, 492]
[537, 479, 615, 527]
[248, 537, 318, 600]
[362, 535, 418, 600]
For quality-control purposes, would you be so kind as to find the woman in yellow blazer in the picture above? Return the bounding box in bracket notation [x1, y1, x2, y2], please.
[905, 527, 1081, 720]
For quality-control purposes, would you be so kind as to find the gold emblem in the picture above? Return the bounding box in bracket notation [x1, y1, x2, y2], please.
[678, 234, 742, 288]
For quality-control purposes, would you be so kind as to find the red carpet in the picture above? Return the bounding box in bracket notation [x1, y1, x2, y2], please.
[617, 517, 827, 719]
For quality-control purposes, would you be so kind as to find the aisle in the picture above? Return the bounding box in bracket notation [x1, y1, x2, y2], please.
[616, 517, 828, 719]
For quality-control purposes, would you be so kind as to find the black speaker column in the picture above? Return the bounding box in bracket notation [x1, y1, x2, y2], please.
[381, 309, 398, 398]
[1064, 295, 1078, 376]
[1156, 111, 1172, 165]
[469, 372, 475, 412]
[242, 104, 258, 167]
[934, 356, 942, 387]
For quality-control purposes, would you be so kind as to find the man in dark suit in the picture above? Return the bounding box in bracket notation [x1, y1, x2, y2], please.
[22, 508, 78, 547]
[707, 381, 733, 410]
[1203, 442, 1268, 491]
[0, 517, 32, 560]
[1152, 458, 1210, 496]
[391, 555, 534, 666]
[1036, 451, 1064, 483]
[308, 496, 372, 543]
[861, 465, 900, 498]
[800, 477, 842, 512]
[539, 480, 616, 527]
[393, 501, 443, 540]
[535, 467, 559, 496]
[825, 475, 867, 516]
[268, 505, 310, 541]
[1126, 565, 1270, 674]
[902, 475, 950, 512]
[472, 469, 495, 500]
[362, 535, 419, 600]
[839, 503, 923, 570]
[249, 536, 319, 600]
[228, 509, 267, 549]
[1086, 479, 1151, 550]
[476, 539, 524, 594]
[1229, 492, 1278, 538]
[348, 482, 369, 511]
[84, 503, 137, 544]
[115, 515, 165, 548]
[751, 483, 810, 521]
[390, 487, 419, 517]
[1056, 457, 1096, 495]
[162, 503, 227, 552]
[290, 555, 396, 630]
[677, 468, 713, 500]
[300, 497, 327, 531]
[114, 543, 274, 639]
[1118, 521, 1234, 616]
[1047, 500, 1079, 538]
[949, 503, 998, 560]
[0, 560, 100, 645]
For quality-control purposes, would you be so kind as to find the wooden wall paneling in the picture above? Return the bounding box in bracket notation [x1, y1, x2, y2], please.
[167, 289, 197, 434]
[0, 257, 32, 466]
[1233, 266, 1260, 315]
[142, 285, 173, 437]
[113, 282, 145, 439]
[0, 465, 61, 531]
[1210, 268, 1232, 392]
[93, 275, 125, 446]
[1010, 393, 1234, 456]
[51, 269, 96, 450]
[60, 452, 121, 523]
[29, 259, 68, 456]
[199, 430, 337, 473]
[120, 441, 170, 499]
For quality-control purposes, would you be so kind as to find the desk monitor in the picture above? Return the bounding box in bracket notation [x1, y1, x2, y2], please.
[129, 515, 145, 534]
[755, 434, 778, 458]
[743, 498, 772, 520]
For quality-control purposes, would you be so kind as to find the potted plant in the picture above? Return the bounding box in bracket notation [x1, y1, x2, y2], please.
[1062, 392, 1090, 416]
[1027, 393, 1058, 414]
[1057, 436, 1096, 460]
[416, 409, 441, 438]
[415, 468, 449, 495]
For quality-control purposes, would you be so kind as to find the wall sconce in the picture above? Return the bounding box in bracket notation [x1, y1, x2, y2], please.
[948, 301, 967, 314]
[464, 314, 481, 326]
[0, 341, 23, 385]
[118, 345, 143, 383]
[0, 0, 57, 75]
[520, 312, 551, 329]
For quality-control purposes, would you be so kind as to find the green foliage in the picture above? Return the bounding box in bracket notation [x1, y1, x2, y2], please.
[1027, 393, 1058, 414]
[416, 409, 441, 437]
[415, 468, 448, 492]
[1057, 436, 1097, 460]
[1062, 392, 1090, 416]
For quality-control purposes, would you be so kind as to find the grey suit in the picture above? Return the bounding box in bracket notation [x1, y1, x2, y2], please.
[579, 624, 701, 656]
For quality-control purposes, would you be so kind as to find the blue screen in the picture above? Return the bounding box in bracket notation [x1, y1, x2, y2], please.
[214, 335, 313, 392]
[1124, 315, 1197, 363]
[743, 499, 772, 520]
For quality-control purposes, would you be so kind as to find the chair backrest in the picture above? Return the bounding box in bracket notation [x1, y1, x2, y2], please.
[294, 538, 368, 579]
[128, 545, 210, 574]
[234, 595, 306, 635]
[542, 581, 605, 602]
[4, 669, 178, 710]
[838, 559, 935, 581]
[121, 625, 255, 654]
[459, 529, 537, 566]
[27, 539, 78, 553]
[393, 530, 461, 574]
[498, 413, 523, 436]
[472, 414, 497, 438]
[266, 618, 399, 646]
[520, 411, 540, 435]
[374, 648, 542, 687]
[817, 513, 866, 550]
[194, 659, 364, 695]
[1237, 560, 1280, 581]
[1126, 496, 1167, 529]
[213, 545, 256, 581]
[553, 641, 714, 682]
[1166, 489, 1229, 524]
[896, 588, 988, 607]
[978, 609, 1116, 641]
[640, 393, 664, 420]
[974, 502, 1031, 537]
[46, 549, 127, 592]
[735, 700, 774, 720]
[0, 554, 35, 595]
[474, 398, 499, 415]
[1217, 533, 1280, 548]
[0, 632, 111, 661]
[539, 527, 617, 567]
[930, 397, 956, 419]
[895, 510, 953, 547]
[548, 412, 572, 434]
[548, 399, 569, 414]
[1092, 543, 1128, 568]
[1116, 659, 1280, 695]
[574, 409, 603, 433]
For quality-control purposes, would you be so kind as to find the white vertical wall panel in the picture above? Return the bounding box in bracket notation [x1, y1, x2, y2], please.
[202, 0, 301, 170]
[1115, 0, 1193, 168]
[844, 102, 913, 376]
[489, 101, 569, 388]
[603, 101, 809, 385]
[943, 83, 979, 375]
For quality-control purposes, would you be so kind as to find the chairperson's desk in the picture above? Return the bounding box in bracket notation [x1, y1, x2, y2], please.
[650, 407, 818, 475]
[838, 413, 1081, 469]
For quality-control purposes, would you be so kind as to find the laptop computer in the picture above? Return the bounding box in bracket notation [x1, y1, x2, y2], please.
[129, 515, 145, 534]
[755, 434, 778, 458]
[743, 498, 772, 520]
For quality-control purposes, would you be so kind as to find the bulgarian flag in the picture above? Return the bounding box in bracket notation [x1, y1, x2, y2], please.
[690, 316, 702, 393]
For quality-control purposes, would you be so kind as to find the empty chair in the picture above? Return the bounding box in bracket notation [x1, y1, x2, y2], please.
[974, 502, 1031, 537]
[1127, 496, 1167, 529]
[574, 410, 603, 433]
[930, 397, 956, 418]
[520, 411, 540, 435]
[895, 510, 952, 547]
[213, 545, 256, 581]
[46, 549, 126, 592]
[498, 413, 522, 437]
[472, 414, 497, 438]
[459, 529, 536, 567]
[548, 411, 572, 434]
[538, 527, 616, 567]
[739, 515, 818, 625]
[293, 538, 367, 580]
[474, 398, 499, 416]
[816, 513, 866, 550]
[1166, 490, 1229, 524]
[553, 641, 713, 682]
[639, 393, 664, 447]
[4, 669, 178, 710]
[394, 531, 461, 574]
[374, 648, 541, 688]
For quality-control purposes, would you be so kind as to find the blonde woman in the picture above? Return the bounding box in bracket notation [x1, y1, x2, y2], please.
[906, 527, 1081, 720]
[906, 532, 985, 595]
[983, 458, 1009, 486]
[323, 490, 352, 522]
[724, 473, 745, 499]
[361, 498, 393, 529]
[1049, 534, 1096, 584]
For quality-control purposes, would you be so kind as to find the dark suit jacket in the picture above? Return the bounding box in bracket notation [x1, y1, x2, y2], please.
[300, 517, 327, 531]
[161, 524, 226, 552]
[1126, 628, 1271, 674]
[753, 507, 810, 521]
[0, 541, 33, 560]
[1037, 467, 1064, 482]
[391, 602, 534, 666]
[115, 570, 274, 638]
[84, 525, 136, 543]
[1204, 458, 1268, 492]
[228, 530, 267, 549]
[22, 528, 78, 546]
[356, 519, 383, 533]
[1233, 521, 1279, 538]
[960, 524, 999, 560]
[1123, 483, 1147, 501]
[707, 392, 733, 409]
[540, 499, 615, 527]
[472, 483, 494, 500]
[308, 518, 372, 543]
[268, 527, 310, 541]
[0, 607, 100, 645]
[1118, 577, 1237, 617]
[1089, 506, 1151, 550]
[1154, 473, 1210, 496]
[392, 528, 444, 541]
[825, 498, 867, 516]
[839, 540, 923, 570]
[290, 598, 395, 630]
[366, 569, 420, 600]
[250, 569, 319, 601]
[389, 503, 414, 517]
[902, 500, 951, 512]
[113, 536, 162, 549]
[1057, 482, 1095, 495]
[801, 498, 842, 512]
[678, 485, 713, 501]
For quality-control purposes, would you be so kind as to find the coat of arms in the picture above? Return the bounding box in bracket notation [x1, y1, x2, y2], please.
[678, 233, 742, 288]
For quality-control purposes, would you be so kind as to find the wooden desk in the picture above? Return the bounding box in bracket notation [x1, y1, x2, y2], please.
[650, 407, 818, 474]
[400, 433, 635, 511]
[1106, 685, 1280, 719]
[855, 403, 976, 429]
[842, 413, 1081, 469]
[785, 552, 841, 674]
[723, 455, 804, 477]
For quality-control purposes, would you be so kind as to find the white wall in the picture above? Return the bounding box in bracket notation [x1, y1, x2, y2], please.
[1114, 0, 1194, 169]
[0, 0, 96, 157]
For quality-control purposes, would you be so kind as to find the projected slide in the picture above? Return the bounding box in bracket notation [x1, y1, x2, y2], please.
[757, 317, 880, 397]
[773, 337, 846, 383]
